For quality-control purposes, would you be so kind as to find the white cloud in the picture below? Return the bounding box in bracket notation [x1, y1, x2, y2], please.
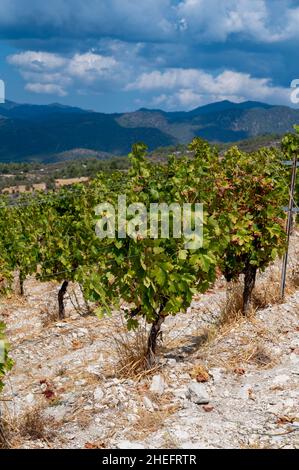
[21, 71, 72, 86]
[1, 0, 298, 46]
[7, 51, 66, 71]
[67, 52, 117, 82]
[7, 50, 119, 96]
[152, 89, 203, 109]
[127, 68, 211, 91]
[176, 0, 299, 43]
[129, 67, 290, 109]
[25, 82, 67, 96]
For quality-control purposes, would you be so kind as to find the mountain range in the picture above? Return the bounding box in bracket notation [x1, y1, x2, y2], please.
[0, 99, 299, 163]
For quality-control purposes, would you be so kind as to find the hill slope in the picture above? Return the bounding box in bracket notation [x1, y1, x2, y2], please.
[0, 100, 299, 162]
[1, 232, 299, 448]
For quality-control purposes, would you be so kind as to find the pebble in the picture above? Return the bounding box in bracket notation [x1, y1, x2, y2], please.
[94, 387, 104, 401]
[116, 440, 145, 449]
[150, 374, 165, 395]
[272, 374, 291, 386]
[55, 323, 68, 328]
[210, 367, 224, 384]
[25, 393, 35, 405]
[143, 396, 155, 412]
[86, 366, 102, 377]
[167, 358, 177, 366]
[186, 382, 210, 405]
[173, 429, 190, 441]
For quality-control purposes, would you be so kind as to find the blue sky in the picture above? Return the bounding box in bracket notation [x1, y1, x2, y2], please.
[0, 0, 299, 112]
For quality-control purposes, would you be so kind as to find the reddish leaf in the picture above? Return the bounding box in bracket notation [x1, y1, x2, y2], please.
[234, 367, 246, 376]
[203, 405, 214, 412]
[276, 416, 295, 425]
[43, 389, 55, 399]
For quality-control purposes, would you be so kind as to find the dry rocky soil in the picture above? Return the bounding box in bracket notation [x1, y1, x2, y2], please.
[1, 234, 299, 449]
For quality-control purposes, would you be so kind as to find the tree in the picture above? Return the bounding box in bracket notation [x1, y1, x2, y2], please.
[37, 174, 127, 319]
[37, 185, 97, 318]
[218, 146, 288, 313]
[0, 194, 45, 295]
[281, 126, 299, 224]
[81, 143, 221, 366]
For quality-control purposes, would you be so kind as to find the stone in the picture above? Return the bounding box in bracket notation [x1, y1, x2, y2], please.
[86, 366, 102, 377]
[173, 388, 188, 399]
[272, 374, 290, 386]
[94, 387, 104, 401]
[167, 358, 177, 366]
[209, 367, 224, 384]
[239, 384, 253, 400]
[77, 328, 89, 337]
[45, 405, 67, 421]
[289, 353, 299, 364]
[150, 374, 165, 395]
[181, 442, 206, 449]
[25, 393, 35, 405]
[173, 429, 190, 441]
[290, 338, 299, 349]
[267, 403, 284, 414]
[186, 382, 210, 405]
[283, 398, 295, 409]
[203, 405, 214, 412]
[116, 440, 145, 449]
[75, 379, 86, 386]
[55, 323, 67, 328]
[143, 396, 155, 412]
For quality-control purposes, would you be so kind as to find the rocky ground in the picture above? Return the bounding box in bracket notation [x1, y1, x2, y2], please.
[0, 234, 298, 449]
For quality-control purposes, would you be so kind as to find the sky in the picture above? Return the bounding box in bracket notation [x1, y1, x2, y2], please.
[0, 0, 299, 112]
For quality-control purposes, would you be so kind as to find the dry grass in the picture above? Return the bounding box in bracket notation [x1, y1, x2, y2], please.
[102, 317, 161, 380]
[40, 305, 59, 327]
[249, 345, 274, 368]
[67, 284, 94, 317]
[289, 264, 299, 289]
[226, 339, 274, 370]
[202, 328, 277, 372]
[219, 281, 256, 327]
[18, 407, 53, 440]
[0, 405, 57, 448]
[0, 417, 10, 449]
[253, 268, 283, 309]
[220, 267, 292, 326]
[133, 403, 179, 439]
[189, 363, 211, 382]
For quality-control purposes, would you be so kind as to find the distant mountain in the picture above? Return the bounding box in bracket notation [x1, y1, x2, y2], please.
[0, 99, 298, 162]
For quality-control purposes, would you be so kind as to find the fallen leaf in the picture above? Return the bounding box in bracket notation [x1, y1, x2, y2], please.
[234, 367, 246, 376]
[290, 348, 299, 355]
[85, 441, 106, 449]
[85, 442, 99, 449]
[276, 416, 295, 425]
[72, 340, 83, 350]
[190, 364, 210, 382]
[40, 379, 56, 400]
[270, 385, 284, 392]
[44, 389, 55, 400]
[203, 405, 214, 412]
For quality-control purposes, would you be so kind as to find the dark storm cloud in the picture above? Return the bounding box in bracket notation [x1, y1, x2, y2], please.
[1, 0, 299, 110]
